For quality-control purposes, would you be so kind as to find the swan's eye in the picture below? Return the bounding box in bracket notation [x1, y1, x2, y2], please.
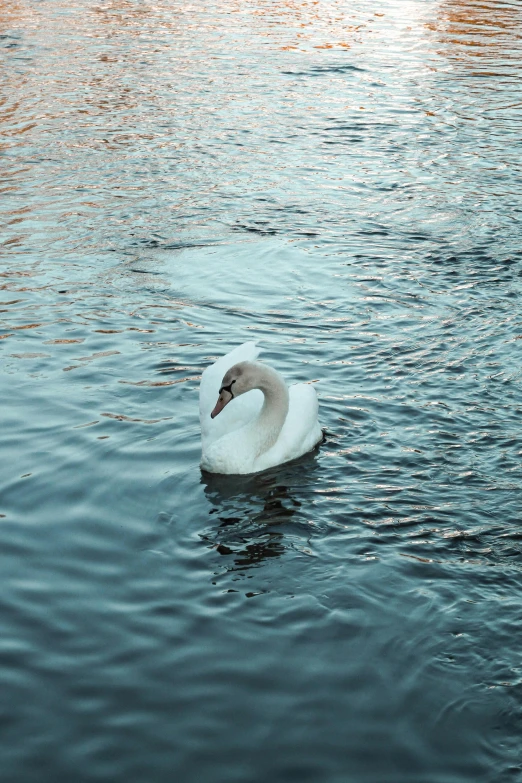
[220, 379, 236, 398]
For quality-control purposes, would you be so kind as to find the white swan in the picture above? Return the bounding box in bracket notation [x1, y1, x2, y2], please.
[199, 342, 322, 475]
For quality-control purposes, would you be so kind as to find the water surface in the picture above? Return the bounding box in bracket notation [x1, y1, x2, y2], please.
[1, 1, 522, 781]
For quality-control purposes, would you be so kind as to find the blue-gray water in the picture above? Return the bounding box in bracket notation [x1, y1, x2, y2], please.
[1, 1, 522, 781]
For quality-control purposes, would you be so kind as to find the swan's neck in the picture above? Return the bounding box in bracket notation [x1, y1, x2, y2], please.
[250, 365, 289, 458]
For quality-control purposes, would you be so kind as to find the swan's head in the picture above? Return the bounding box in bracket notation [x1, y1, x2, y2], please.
[210, 361, 252, 419]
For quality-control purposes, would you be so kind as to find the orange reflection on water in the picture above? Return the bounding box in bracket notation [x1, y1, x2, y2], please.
[0, 0, 33, 32]
[204, 0, 369, 52]
[428, 0, 522, 66]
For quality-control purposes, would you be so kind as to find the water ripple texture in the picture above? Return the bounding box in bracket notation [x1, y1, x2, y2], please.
[1, 1, 521, 782]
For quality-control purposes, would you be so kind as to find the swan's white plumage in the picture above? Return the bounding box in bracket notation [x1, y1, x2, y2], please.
[199, 341, 263, 448]
[199, 342, 322, 475]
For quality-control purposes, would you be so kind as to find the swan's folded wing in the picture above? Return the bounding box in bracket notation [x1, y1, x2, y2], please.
[280, 383, 322, 459]
[253, 382, 321, 473]
[199, 341, 263, 446]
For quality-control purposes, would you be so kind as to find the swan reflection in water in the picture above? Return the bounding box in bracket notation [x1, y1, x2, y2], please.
[199, 448, 322, 579]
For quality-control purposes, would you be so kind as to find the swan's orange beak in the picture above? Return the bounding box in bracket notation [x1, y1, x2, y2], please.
[210, 394, 229, 419]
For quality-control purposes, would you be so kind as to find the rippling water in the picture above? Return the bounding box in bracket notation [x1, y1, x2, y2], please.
[1, 1, 522, 780]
